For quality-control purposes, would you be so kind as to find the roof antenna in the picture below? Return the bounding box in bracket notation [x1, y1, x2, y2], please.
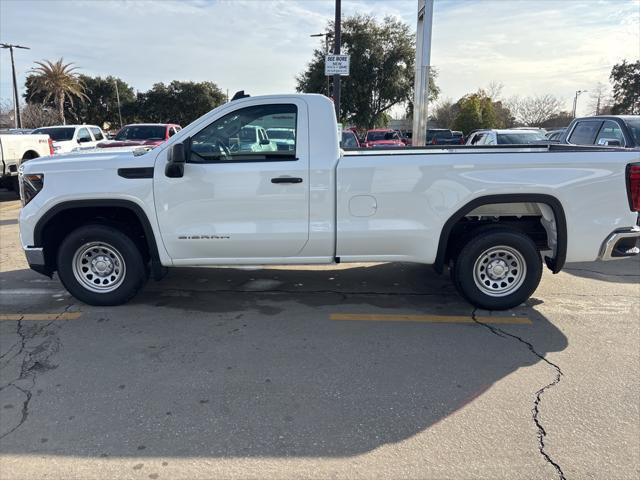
[231, 90, 250, 101]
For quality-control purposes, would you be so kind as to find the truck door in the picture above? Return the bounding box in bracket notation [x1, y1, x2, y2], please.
[153, 100, 310, 262]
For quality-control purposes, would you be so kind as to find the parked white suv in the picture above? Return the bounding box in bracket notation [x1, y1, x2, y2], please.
[31, 125, 106, 154]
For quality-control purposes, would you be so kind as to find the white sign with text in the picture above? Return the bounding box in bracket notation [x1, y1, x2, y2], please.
[325, 55, 350, 76]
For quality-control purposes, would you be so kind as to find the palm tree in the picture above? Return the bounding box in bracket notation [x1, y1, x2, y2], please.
[29, 58, 88, 124]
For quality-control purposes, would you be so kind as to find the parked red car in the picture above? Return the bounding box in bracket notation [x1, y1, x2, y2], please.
[363, 129, 405, 148]
[98, 123, 181, 148]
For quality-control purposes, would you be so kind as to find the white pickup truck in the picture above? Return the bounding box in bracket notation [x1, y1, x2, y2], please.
[0, 133, 53, 192]
[18, 94, 640, 310]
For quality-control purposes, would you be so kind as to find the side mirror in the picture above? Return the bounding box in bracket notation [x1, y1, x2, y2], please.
[260, 138, 270, 145]
[165, 141, 187, 178]
[78, 137, 91, 144]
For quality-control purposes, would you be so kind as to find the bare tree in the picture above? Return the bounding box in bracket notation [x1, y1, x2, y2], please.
[0, 99, 15, 128]
[486, 81, 504, 100]
[506, 94, 562, 126]
[430, 98, 457, 129]
[588, 82, 614, 116]
[21, 103, 59, 129]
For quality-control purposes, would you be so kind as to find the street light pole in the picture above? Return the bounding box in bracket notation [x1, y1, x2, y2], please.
[1, 43, 30, 129]
[412, 0, 434, 146]
[333, 0, 341, 121]
[114, 79, 123, 129]
[572, 90, 587, 118]
[310, 32, 333, 96]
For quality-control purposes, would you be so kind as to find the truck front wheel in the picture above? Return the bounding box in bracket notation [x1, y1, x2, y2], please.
[452, 228, 542, 310]
[57, 224, 147, 306]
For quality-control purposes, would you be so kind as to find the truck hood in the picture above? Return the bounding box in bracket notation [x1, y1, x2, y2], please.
[21, 148, 156, 175]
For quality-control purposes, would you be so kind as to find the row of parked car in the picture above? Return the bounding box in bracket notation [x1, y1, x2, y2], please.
[340, 115, 639, 149]
[4, 114, 638, 163]
[26, 123, 182, 154]
[11, 122, 301, 156]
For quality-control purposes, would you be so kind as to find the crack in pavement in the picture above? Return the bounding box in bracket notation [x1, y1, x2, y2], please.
[0, 306, 33, 363]
[0, 304, 75, 440]
[471, 309, 566, 480]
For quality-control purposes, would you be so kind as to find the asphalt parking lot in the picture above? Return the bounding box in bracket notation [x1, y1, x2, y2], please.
[0, 189, 638, 480]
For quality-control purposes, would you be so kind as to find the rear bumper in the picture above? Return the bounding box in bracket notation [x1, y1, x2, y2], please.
[598, 226, 640, 260]
[24, 246, 52, 277]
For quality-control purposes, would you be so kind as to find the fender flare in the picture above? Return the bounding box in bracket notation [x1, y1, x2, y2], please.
[434, 194, 567, 274]
[33, 199, 164, 277]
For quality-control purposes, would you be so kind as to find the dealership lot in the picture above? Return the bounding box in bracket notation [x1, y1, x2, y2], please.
[0, 191, 638, 480]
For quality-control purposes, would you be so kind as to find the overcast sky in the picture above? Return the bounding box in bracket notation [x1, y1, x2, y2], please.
[1, 0, 638, 117]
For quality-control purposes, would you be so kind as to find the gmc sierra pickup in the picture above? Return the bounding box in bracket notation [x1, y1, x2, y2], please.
[18, 94, 640, 309]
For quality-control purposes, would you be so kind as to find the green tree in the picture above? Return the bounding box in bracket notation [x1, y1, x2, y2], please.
[73, 75, 136, 127]
[296, 14, 439, 128]
[539, 111, 573, 129]
[27, 58, 88, 124]
[610, 59, 640, 114]
[137, 81, 225, 126]
[430, 99, 458, 129]
[25, 74, 135, 127]
[452, 91, 499, 134]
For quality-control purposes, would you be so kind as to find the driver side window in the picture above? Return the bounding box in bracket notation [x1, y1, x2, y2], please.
[190, 104, 297, 163]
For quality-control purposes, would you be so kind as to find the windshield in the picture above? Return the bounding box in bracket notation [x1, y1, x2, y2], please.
[625, 118, 640, 145]
[497, 132, 547, 144]
[366, 131, 397, 141]
[266, 129, 294, 140]
[115, 125, 166, 141]
[341, 131, 359, 148]
[32, 127, 75, 141]
[426, 130, 452, 140]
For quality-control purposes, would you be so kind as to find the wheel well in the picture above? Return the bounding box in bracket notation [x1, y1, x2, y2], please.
[22, 150, 40, 160]
[435, 196, 567, 274]
[446, 212, 550, 262]
[38, 206, 152, 272]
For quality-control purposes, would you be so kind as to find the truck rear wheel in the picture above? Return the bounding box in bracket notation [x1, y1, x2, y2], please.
[452, 228, 542, 310]
[57, 224, 147, 306]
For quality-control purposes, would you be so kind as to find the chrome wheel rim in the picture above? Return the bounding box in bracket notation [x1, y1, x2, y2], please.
[72, 242, 126, 293]
[473, 245, 526, 297]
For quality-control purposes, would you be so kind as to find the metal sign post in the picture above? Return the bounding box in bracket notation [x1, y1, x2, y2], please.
[412, 0, 433, 146]
[333, 0, 342, 121]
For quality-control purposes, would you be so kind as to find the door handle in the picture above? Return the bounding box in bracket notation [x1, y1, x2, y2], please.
[271, 176, 303, 184]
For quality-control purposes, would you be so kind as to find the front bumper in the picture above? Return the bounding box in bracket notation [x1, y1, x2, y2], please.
[598, 226, 640, 260]
[24, 246, 52, 277]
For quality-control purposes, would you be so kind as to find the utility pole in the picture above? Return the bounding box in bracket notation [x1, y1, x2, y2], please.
[572, 89, 586, 118]
[1, 43, 30, 129]
[333, 0, 341, 121]
[114, 79, 123, 128]
[412, 0, 434, 146]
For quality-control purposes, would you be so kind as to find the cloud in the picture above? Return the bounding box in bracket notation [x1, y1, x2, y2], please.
[1, 0, 638, 118]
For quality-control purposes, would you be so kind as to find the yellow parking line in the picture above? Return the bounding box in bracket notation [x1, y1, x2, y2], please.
[0, 312, 82, 321]
[330, 313, 531, 325]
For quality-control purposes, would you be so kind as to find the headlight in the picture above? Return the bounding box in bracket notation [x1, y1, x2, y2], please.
[19, 168, 44, 206]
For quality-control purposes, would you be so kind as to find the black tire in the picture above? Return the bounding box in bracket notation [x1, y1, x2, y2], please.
[57, 224, 147, 306]
[452, 227, 542, 310]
